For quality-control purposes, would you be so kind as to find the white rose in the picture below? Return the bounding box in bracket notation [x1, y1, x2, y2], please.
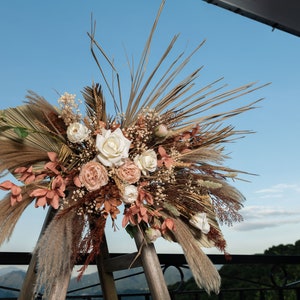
[122, 184, 138, 204]
[67, 122, 90, 143]
[134, 149, 157, 175]
[189, 212, 210, 234]
[96, 128, 131, 167]
[145, 228, 161, 242]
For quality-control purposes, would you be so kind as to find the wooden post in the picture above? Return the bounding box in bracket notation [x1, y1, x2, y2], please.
[134, 229, 171, 300]
[95, 234, 118, 300]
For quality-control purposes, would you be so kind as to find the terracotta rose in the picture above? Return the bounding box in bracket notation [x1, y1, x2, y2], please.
[116, 159, 141, 184]
[79, 161, 108, 191]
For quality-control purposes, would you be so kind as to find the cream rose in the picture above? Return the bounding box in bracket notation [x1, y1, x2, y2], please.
[67, 122, 90, 143]
[96, 128, 131, 167]
[145, 228, 161, 242]
[116, 159, 141, 184]
[79, 161, 108, 191]
[122, 184, 138, 204]
[154, 124, 169, 138]
[189, 212, 210, 234]
[134, 149, 157, 175]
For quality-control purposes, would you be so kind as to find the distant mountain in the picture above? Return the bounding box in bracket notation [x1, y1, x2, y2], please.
[0, 270, 24, 297]
[0, 266, 22, 276]
[0, 266, 192, 297]
[67, 266, 192, 295]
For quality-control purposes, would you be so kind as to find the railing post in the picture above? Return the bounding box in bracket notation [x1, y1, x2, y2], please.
[95, 234, 118, 300]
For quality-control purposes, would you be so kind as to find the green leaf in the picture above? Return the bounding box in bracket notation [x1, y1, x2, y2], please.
[14, 127, 29, 138]
[0, 125, 13, 133]
[125, 224, 138, 239]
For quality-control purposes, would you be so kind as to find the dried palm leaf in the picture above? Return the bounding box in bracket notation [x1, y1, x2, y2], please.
[82, 83, 107, 125]
[0, 141, 50, 173]
[0, 192, 33, 247]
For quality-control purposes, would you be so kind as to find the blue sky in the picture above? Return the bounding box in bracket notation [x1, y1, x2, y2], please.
[0, 0, 300, 256]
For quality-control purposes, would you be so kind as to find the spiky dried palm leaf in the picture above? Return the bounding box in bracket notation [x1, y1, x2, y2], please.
[0, 95, 66, 173]
[82, 83, 107, 125]
[0, 141, 49, 173]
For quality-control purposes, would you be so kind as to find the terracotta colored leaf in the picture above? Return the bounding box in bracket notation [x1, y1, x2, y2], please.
[30, 188, 48, 197]
[47, 152, 58, 162]
[0, 180, 13, 190]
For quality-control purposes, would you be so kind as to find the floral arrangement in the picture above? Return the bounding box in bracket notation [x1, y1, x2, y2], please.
[0, 2, 265, 298]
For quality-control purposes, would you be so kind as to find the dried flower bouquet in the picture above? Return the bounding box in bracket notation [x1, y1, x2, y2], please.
[0, 1, 266, 297]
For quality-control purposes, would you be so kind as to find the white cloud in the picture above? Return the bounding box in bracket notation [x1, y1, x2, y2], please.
[257, 193, 283, 199]
[234, 218, 300, 231]
[232, 205, 300, 231]
[255, 183, 300, 195]
[241, 205, 300, 218]
[253, 182, 300, 201]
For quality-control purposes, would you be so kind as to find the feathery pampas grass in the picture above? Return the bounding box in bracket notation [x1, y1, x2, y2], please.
[173, 217, 221, 294]
[33, 210, 78, 298]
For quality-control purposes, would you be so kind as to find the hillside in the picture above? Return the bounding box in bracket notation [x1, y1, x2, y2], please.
[0, 265, 192, 297]
[0, 270, 24, 298]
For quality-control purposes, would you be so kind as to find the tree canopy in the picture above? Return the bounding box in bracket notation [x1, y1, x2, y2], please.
[169, 240, 300, 300]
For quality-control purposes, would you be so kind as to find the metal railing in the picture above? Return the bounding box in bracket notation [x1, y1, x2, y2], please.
[0, 252, 299, 300]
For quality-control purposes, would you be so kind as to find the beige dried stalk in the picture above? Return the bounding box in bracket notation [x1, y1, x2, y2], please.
[33, 210, 77, 298]
[172, 217, 221, 294]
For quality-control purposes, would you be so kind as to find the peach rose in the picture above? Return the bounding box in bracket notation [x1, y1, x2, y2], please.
[79, 161, 108, 191]
[116, 159, 141, 184]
